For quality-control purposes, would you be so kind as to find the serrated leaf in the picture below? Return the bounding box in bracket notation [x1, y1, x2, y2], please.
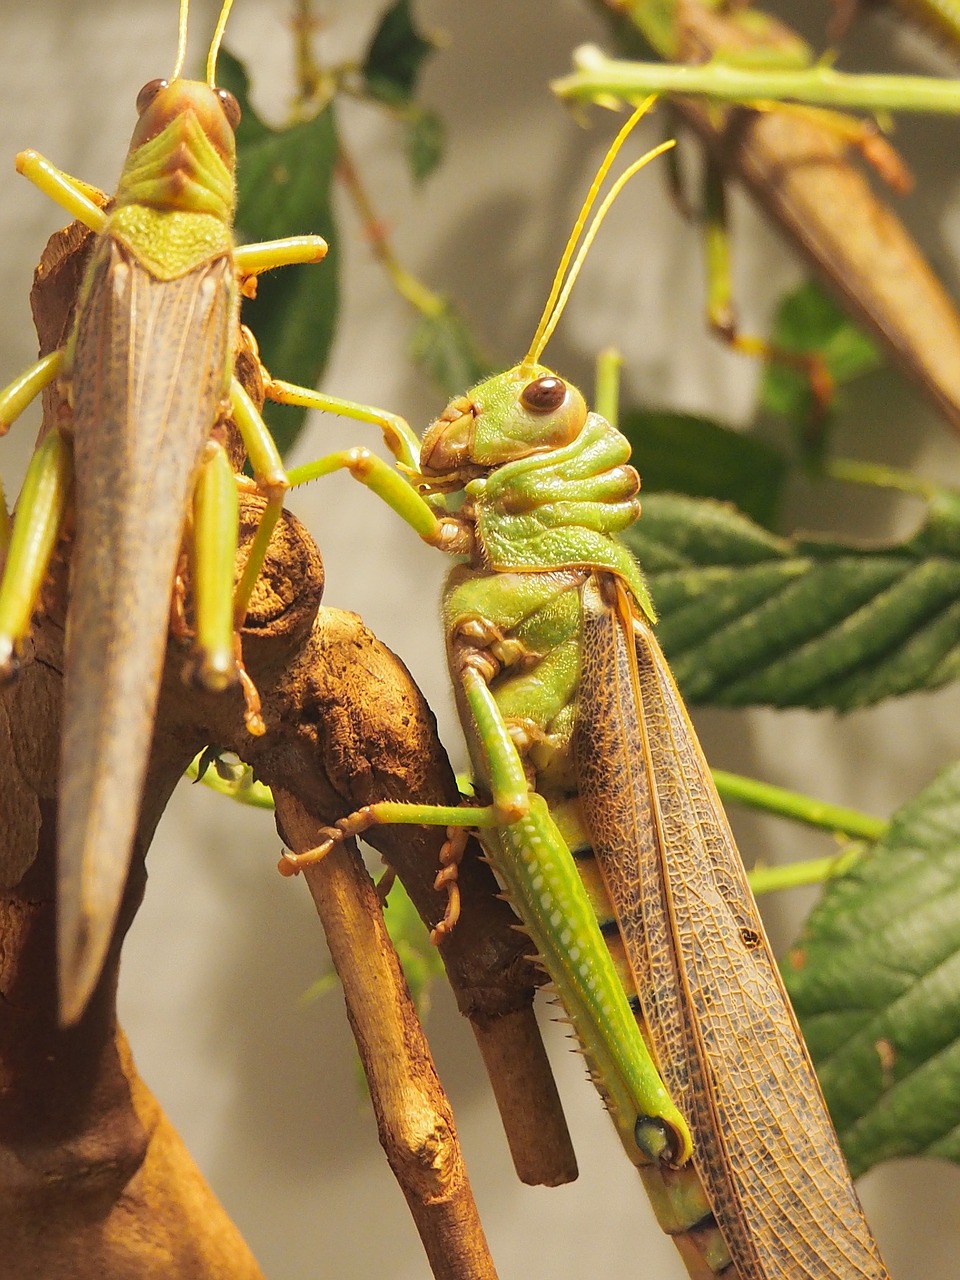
[783, 763, 960, 1175]
[621, 409, 786, 528]
[625, 490, 960, 709]
[410, 304, 495, 397]
[406, 106, 444, 182]
[219, 51, 339, 456]
[760, 279, 883, 425]
[362, 0, 437, 106]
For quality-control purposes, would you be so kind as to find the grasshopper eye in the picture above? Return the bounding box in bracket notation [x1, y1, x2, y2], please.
[521, 376, 567, 414]
[136, 79, 168, 116]
[216, 88, 242, 131]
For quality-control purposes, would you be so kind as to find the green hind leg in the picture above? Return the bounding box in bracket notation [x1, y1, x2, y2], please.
[0, 429, 72, 677]
[0, 348, 70, 678]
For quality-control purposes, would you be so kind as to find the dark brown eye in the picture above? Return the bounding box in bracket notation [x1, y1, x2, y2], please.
[521, 376, 566, 414]
[136, 78, 167, 116]
[216, 88, 241, 131]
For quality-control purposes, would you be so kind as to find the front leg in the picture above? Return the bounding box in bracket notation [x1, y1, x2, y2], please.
[16, 151, 108, 233]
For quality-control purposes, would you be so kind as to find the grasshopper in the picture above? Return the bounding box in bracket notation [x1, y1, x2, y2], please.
[280, 107, 892, 1279]
[0, 0, 402, 1024]
[571, 0, 960, 435]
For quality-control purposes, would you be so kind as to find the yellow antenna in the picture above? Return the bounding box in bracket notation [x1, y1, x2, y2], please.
[522, 98, 674, 370]
[171, 0, 190, 81]
[531, 137, 675, 362]
[206, 0, 236, 86]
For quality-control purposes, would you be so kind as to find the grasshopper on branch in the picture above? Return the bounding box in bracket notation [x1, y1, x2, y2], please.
[0, 0, 409, 1025]
[277, 104, 892, 1280]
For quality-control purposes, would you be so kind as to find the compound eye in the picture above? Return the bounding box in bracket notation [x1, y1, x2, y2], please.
[136, 79, 167, 116]
[520, 375, 567, 414]
[216, 88, 241, 131]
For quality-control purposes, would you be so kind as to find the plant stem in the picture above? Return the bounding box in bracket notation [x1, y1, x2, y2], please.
[336, 143, 445, 318]
[713, 768, 887, 841]
[593, 348, 623, 427]
[554, 46, 960, 114]
[748, 845, 865, 897]
[824, 456, 937, 498]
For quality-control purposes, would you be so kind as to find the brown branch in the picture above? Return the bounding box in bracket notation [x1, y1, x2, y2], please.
[224, 581, 577, 1190]
[0, 217, 577, 1277]
[274, 793, 497, 1280]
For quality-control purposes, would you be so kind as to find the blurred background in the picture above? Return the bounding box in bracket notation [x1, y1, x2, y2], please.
[3, 1, 960, 1276]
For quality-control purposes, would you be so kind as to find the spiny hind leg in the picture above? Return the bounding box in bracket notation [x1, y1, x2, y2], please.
[0, 350, 70, 677]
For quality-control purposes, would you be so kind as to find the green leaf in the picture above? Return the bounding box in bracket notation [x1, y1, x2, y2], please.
[362, 0, 438, 106]
[626, 490, 960, 708]
[620, 409, 787, 529]
[219, 50, 340, 457]
[760, 279, 883, 427]
[783, 763, 960, 1175]
[406, 106, 444, 183]
[410, 303, 495, 397]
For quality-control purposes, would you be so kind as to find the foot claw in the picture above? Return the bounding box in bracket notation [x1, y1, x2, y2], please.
[277, 827, 343, 878]
[429, 826, 467, 942]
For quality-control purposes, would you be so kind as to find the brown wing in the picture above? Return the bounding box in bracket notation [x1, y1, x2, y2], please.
[575, 572, 889, 1280]
[58, 237, 233, 1020]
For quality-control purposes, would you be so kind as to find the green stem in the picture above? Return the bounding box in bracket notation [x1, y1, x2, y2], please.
[553, 46, 960, 114]
[593, 348, 623, 427]
[748, 845, 866, 897]
[336, 143, 445, 318]
[712, 768, 887, 841]
[823, 456, 937, 499]
[186, 755, 276, 808]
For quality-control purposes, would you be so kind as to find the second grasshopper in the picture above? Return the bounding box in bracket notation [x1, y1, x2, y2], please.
[280, 107, 892, 1280]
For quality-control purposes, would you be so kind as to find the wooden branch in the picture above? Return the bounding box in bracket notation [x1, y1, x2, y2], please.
[274, 793, 498, 1280]
[0, 216, 577, 1277]
[225, 589, 578, 1190]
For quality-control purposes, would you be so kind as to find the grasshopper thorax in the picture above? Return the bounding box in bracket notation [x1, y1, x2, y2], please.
[420, 363, 587, 479]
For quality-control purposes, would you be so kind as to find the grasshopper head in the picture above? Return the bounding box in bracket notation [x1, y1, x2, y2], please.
[129, 77, 240, 166]
[115, 77, 240, 218]
[420, 363, 588, 478]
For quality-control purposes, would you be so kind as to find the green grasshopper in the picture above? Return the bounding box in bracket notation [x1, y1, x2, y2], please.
[280, 107, 892, 1279]
[0, 0, 408, 1024]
